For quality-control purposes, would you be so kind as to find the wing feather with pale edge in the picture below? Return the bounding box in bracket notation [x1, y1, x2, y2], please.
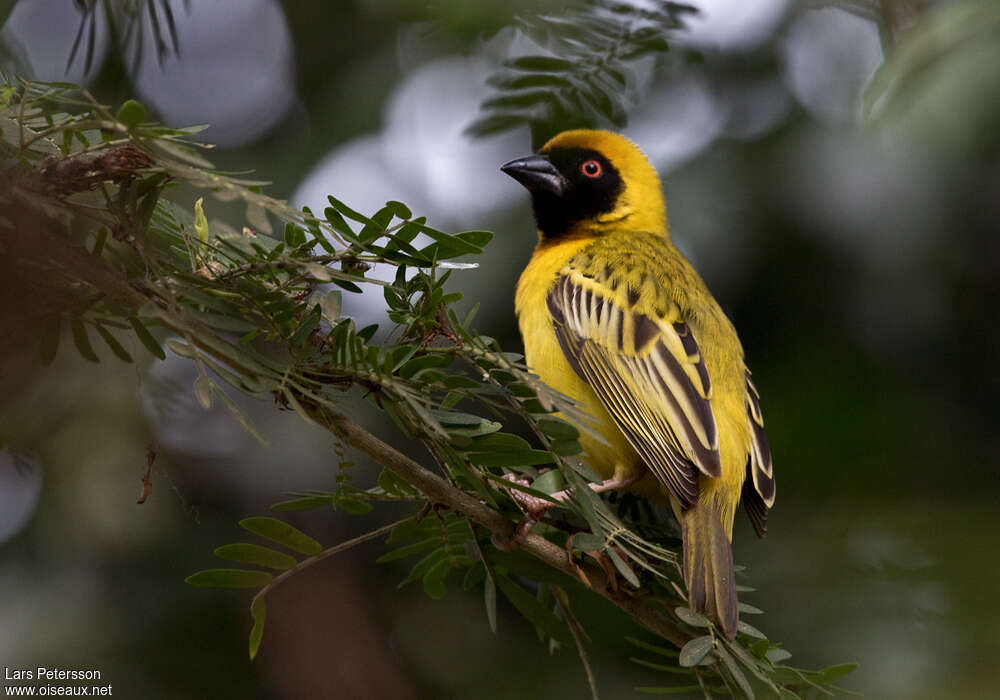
[546, 273, 721, 509]
[742, 370, 775, 537]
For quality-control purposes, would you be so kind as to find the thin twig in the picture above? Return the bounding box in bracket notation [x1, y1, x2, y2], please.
[251, 515, 415, 610]
[554, 585, 600, 700]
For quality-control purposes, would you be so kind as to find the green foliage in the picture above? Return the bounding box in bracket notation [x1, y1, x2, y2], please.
[863, 0, 1000, 148]
[469, 0, 701, 145]
[0, 76, 855, 697]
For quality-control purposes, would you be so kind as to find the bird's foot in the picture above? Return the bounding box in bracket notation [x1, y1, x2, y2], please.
[588, 471, 644, 494]
[491, 472, 641, 551]
[492, 473, 566, 551]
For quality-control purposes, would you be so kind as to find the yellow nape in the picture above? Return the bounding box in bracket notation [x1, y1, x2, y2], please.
[540, 129, 668, 237]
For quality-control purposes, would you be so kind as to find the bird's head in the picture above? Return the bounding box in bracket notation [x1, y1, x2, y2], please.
[501, 129, 667, 243]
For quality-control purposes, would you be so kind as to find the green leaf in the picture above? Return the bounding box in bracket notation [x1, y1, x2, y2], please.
[423, 558, 450, 599]
[456, 230, 493, 247]
[495, 574, 571, 644]
[333, 278, 364, 294]
[463, 562, 485, 591]
[550, 439, 582, 456]
[90, 226, 109, 256]
[505, 55, 576, 72]
[283, 222, 307, 248]
[167, 338, 198, 360]
[70, 317, 99, 362]
[399, 548, 446, 588]
[189, 311, 258, 333]
[358, 202, 396, 243]
[747, 639, 770, 659]
[323, 206, 354, 239]
[290, 306, 322, 347]
[249, 597, 266, 660]
[280, 388, 315, 426]
[570, 532, 605, 552]
[531, 470, 563, 494]
[416, 225, 483, 258]
[194, 197, 209, 254]
[116, 99, 146, 129]
[129, 317, 166, 359]
[194, 374, 213, 409]
[376, 538, 442, 563]
[398, 353, 452, 379]
[488, 73, 575, 90]
[429, 408, 486, 426]
[377, 468, 417, 498]
[675, 606, 712, 628]
[316, 289, 342, 323]
[606, 547, 640, 587]
[447, 420, 503, 438]
[303, 262, 333, 281]
[355, 323, 378, 342]
[339, 498, 373, 515]
[246, 201, 272, 235]
[94, 324, 134, 363]
[185, 568, 273, 588]
[813, 663, 858, 683]
[485, 550, 574, 587]
[484, 570, 497, 633]
[385, 200, 412, 219]
[213, 385, 269, 445]
[562, 468, 601, 533]
[678, 635, 714, 667]
[214, 543, 297, 570]
[717, 645, 754, 699]
[326, 195, 372, 225]
[738, 602, 763, 615]
[765, 648, 792, 664]
[270, 495, 333, 511]
[737, 621, 767, 639]
[467, 432, 532, 452]
[536, 417, 579, 440]
[239, 517, 322, 555]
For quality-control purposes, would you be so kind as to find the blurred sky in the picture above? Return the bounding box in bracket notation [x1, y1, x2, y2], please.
[2, 0, 999, 698]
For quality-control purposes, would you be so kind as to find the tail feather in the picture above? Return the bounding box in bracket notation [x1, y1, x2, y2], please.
[682, 502, 738, 639]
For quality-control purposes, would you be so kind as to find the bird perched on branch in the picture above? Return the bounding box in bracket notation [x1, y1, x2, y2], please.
[501, 129, 775, 639]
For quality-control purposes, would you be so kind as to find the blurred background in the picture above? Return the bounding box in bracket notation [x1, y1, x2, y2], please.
[2, 0, 998, 697]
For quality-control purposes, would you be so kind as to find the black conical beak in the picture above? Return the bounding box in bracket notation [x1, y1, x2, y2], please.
[501, 154, 567, 196]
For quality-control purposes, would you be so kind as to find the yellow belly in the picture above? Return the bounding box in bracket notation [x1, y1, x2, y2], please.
[515, 239, 661, 497]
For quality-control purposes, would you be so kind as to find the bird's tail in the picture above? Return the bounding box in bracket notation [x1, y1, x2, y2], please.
[681, 500, 738, 639]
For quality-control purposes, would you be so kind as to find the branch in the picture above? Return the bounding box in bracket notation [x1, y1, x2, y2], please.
[20, 221, 690, 648]
[251, 515, 416, 610]
[319, 408, 690, 648]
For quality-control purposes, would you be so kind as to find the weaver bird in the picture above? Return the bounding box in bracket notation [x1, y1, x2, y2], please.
[501, 129, 775, 639]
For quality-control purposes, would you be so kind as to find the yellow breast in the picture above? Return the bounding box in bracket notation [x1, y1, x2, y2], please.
[515, 239, 654, 492]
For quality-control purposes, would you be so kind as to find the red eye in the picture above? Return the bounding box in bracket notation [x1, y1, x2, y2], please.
[580, 160, 602, 178]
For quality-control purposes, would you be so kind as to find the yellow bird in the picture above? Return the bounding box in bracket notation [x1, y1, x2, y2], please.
[501, 129, 775, 639]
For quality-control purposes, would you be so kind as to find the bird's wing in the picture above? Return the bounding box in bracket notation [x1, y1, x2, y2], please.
[546, 270, 721, 508]
[742, 370, 775, 537]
